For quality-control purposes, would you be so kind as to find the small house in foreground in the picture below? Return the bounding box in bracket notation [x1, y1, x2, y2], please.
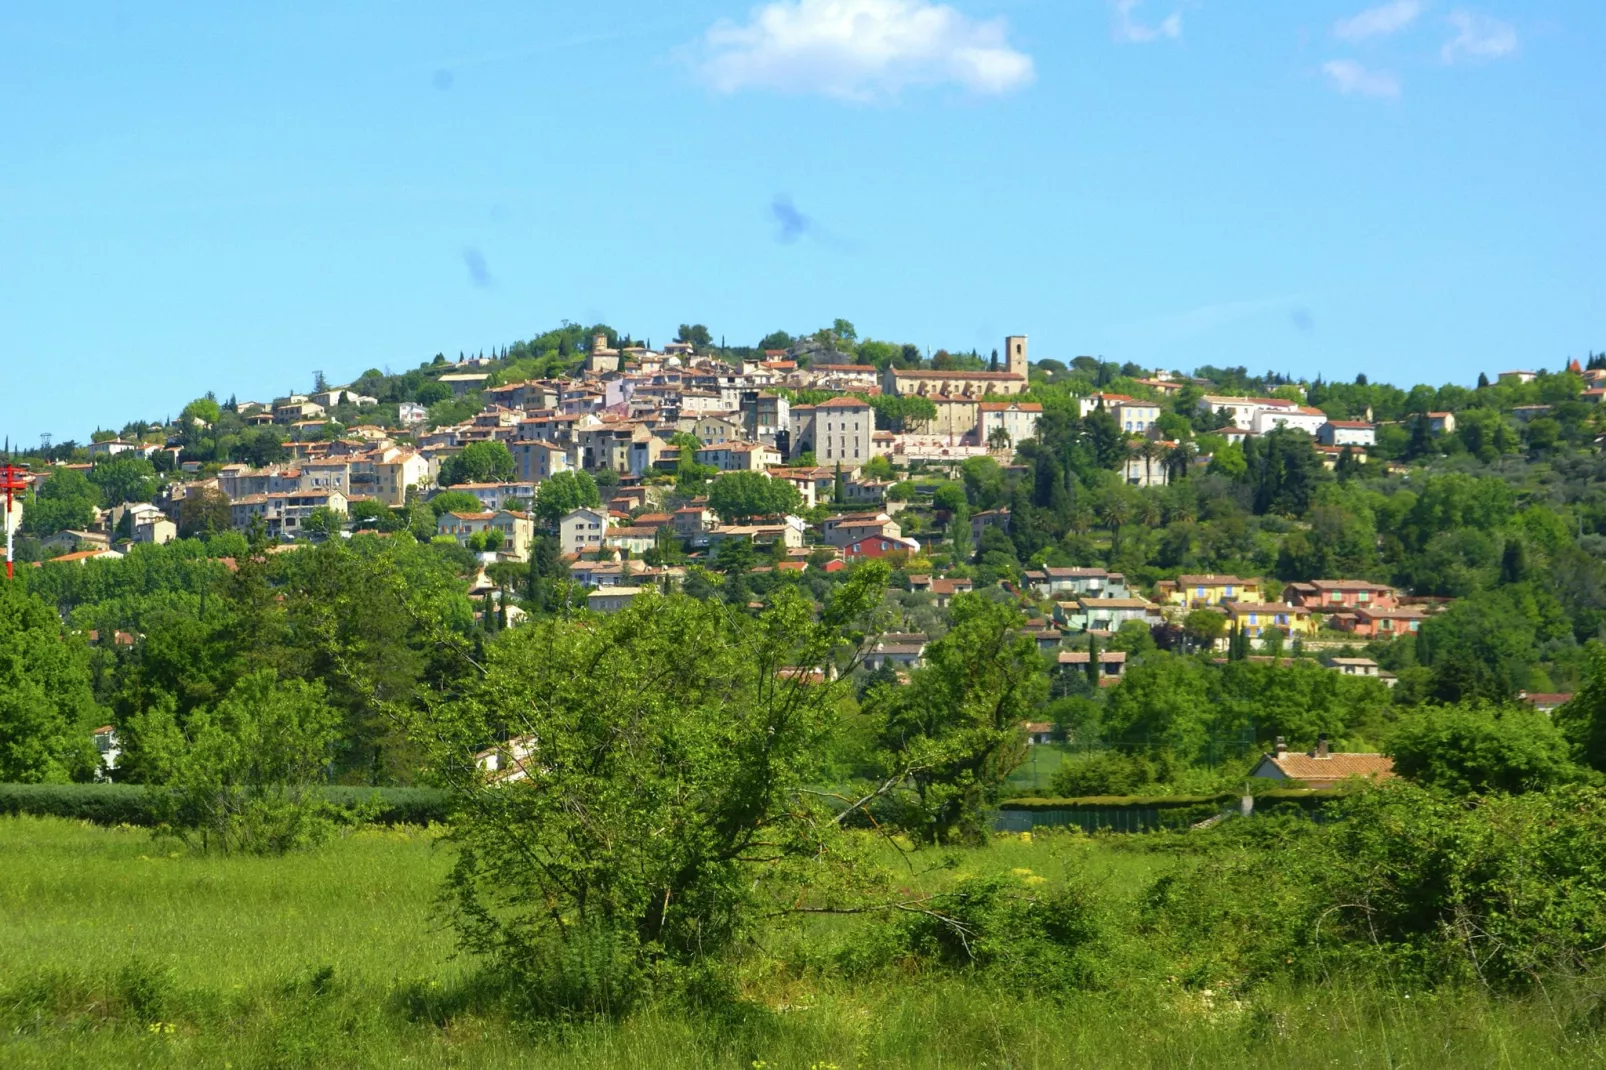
[1250, 737, 1395, 791]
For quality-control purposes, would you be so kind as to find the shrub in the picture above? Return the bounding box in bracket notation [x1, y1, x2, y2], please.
[1048, 751, 1177, 797]
[1388, 702, 1582, 794]
[832, 873, 1110, 995]
[131, 672, 346, 854]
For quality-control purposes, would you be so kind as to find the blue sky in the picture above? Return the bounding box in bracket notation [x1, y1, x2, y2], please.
[2, 1, 1601, 442]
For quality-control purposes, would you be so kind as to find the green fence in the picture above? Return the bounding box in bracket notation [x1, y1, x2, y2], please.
[993, 789, 1332, 833]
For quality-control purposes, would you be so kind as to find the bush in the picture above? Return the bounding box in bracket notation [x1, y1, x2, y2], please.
[131, 672, 346, 854]
[831, 873, 1110, 995]
[1388, 702, 1583, 795]
[1049, 751, 1178, 797]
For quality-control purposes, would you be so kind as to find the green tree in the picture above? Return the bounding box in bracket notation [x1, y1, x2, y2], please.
[177, 486, 232, 539]
[707, 471, 802, 523]
[0, 583, 102, 782]
[875, 595, 1047, 844]
[867, 394, 938, 433]
[181, 397, 222, 426]
[1556, 643, 1606, 774]
[438, 441, 516, 487]
[89, 456, 158, 507]
[534, 471, 602, 524]
[675, 324, 713, 348]
[404, 568, 888, 1011]
[428, 490, 483, 517]
[299, 506, 344, 538]
[131, 670, 343, 854]
[22, 468, 100, 537]
[1183, 609, 1226, 654]
[1388, 703, 1579, 795]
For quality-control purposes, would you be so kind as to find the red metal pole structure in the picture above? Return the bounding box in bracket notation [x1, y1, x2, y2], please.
[0, 463, 26, 580]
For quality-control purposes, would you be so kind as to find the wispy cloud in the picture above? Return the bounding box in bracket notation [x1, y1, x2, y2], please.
[694, 0, 1034, 100]
[1441, 10, 1517, 64]
[1110, 0, 1182, 44]
[1322, 59, 1402, 99]
[462, 248, 492, 288]
[769, 195, 855, 251]
[1333, 1, 1426, 43]
[772, 196, 811, 243]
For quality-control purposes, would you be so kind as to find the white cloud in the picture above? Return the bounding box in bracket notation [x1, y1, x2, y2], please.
[695, 0, 1034, 100]
[1333, 1, 1426, 43]
[1110, 0, 1182, 44]
[1441, 10, 1517, 63]
[1322, 59, 1402, 98]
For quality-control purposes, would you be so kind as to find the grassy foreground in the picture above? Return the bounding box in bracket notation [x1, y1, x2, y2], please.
[3, 815, 1605, 1068]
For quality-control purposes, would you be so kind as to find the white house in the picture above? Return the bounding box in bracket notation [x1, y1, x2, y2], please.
[588, 586, 645, 614]
[976, 402, 1042, 448]
[1079, 394, 1161, 435]
[1251, 406, 1328, 436]
[559, 506, 609, 556]
[1317, 421, 1376, 447]
[812, 396, 874, 466]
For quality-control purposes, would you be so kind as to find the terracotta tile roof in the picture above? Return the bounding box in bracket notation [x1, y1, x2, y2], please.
[1263, 752, 1395, 783]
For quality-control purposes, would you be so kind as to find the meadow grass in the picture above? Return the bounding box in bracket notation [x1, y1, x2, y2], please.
[3, 815, 1606, 1068]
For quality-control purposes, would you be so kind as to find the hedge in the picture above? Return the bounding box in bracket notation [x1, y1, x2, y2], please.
[0, 784, 450, 827]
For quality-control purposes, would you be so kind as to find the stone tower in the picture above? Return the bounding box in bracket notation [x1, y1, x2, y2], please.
[1005, 335, 1028, 378]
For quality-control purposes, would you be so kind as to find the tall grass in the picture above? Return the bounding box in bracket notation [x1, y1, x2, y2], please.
[3, 816, 1604, 1068]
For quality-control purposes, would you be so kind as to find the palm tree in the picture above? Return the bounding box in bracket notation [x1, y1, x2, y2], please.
[987, 426, 1012, 453]
[1137, 493, 1162, 529]
[1142, 439, 1167, 487]
[1100, 494, 1132, 555]
[1168, 440, 1198, 482]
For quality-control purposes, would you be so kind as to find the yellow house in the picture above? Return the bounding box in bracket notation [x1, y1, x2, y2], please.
[1160, 574, 1263, 606]
[1221, 601, 1317, 640]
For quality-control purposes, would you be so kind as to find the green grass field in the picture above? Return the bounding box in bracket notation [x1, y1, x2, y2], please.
[4, 815, 1605, 1068]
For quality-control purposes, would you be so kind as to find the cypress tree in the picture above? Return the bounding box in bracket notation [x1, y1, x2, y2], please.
[1086, 633, 1101, 689]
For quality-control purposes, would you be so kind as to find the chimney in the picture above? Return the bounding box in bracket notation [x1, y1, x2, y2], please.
[1316, 734, 1330, 759]
[1274, 736, 1288, 757]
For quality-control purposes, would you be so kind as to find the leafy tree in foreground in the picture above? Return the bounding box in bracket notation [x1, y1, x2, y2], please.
[405, 565, 889, 1013]
[131, 669, 343, 854]
[1556, 642, 1606, 774]
[875, 594, 1046, 844]
[0, 583, 102, 782]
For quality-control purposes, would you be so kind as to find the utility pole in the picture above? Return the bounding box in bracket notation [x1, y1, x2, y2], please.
[1, 462, 26, 580]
